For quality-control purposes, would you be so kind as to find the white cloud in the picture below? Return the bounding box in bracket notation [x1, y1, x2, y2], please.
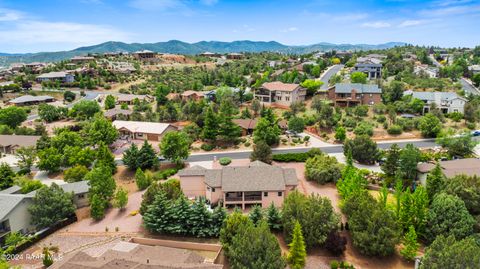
[0, 8, 22, 21]
[420, 4, 480, 16]
[432, 0, 473, 7]
[281, 27, 299, 32]
[361, 21, 391, 28]
[398, 20, 426, 27]
[0, 21, 131, 46]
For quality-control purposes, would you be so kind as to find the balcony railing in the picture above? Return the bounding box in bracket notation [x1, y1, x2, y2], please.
[244, 196, 262, 201]
[225, 197, 243, 202]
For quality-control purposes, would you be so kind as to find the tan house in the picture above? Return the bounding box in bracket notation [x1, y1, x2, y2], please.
[113, 120, 178, 141]
[232, 118, 258, 136]
[181, 90, 205, 101]
[115, 94, 153, 105]
[133, 50, 157, 60]
[0, 135, 40, 154]
[178, 161, 298, 209]
[328, 83, 382, 107]
[103, 108, 133, 121]
[254, 81, 306, 107]
[70, 56, 95, 63]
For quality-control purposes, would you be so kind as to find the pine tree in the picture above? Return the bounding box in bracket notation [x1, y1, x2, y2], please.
[288, 221, 307, 269]
[381, 143, 400, 177]
[188, 198, 213, 237]
[250, 140, 272, 164]
[167, 195, 191, 235]
[143, 192, 172, 233]
[400, 226, 419, 261]
[202, 105, 218, 141]
[138, 140, 157, 169]
[266, 203, 282, 231]
[426, 162, 445, 202]
[122, 143, 140, 170]
[217, 113, 242, 143]
[249, 205, 264, 225]
[211, 205, 227, 236]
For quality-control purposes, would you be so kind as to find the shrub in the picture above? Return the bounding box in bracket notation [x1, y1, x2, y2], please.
[272, 149, 323, 162]
[154, 168, 179, 180]
[219, 157, 232, 166]
[305, 154, 343, 184]
[64, 165, 89, 182]
[244, 141, 251, 147]
[201, 143, 215, 151]
[343, 117, 357, 128]
[325, 231, 347, 256]
[376, 115, 386, 123]
[353, 122, 373, 137]
[387, 125, 403, 135]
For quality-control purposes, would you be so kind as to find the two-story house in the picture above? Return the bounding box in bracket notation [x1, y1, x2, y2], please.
[36, 71, 75, 83]
[403, 90, 467, 114]
[178, 161, 298, 210]
[353, 57, 382, 80]
[254, 81, 306, 107]
[328, 83, 382, 107]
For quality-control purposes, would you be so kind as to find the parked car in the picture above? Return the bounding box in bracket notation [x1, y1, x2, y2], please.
[471, 130, 480, 137]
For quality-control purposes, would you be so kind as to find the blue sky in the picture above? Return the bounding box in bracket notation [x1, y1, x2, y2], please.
[0, 0, 479, 53]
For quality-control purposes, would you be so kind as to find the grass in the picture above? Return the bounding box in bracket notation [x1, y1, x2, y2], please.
[369, 190, 396, 206]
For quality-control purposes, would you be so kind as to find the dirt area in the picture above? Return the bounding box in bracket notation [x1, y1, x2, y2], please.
[39, 119, 78, 135]
[67, 190, 145, 233]
[109, 78, 146, 92]
[113, 165, 138, 193]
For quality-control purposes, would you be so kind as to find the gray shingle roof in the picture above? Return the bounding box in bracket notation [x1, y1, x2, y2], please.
[0, 185, 21, 194]
[177, 165, 207, 176]
[0, 135, 41, 147]
[334, 83, 382, 94]
[0, 194, 29, 220]
[404, 90, 466, 102]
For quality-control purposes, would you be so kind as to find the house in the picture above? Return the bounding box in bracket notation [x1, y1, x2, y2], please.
[36, 71, 75, 83]
[403, 90, 467, 114]
[178, 161, 298, 209]
[24, 62, 46, 72]
[254, 81, 306, 107]
[199, 52, 221, 58]
[0, 181, 89, 240]
[468, 65, 480, 75]
[233, 118, 258, 136]
[0, 135, 40, 154]
[103, 108, 133, 121]
[353, 59, 382, 80]
[328, 83, 382, 107]
[113, 120, 178, 141]
[226, 53, 244, 60]
[115, 94, 153, 105]
[417, 158, 480, 185]
[414, 65, 439, 78]
[166, 92, 180, 101]
[181, 90, 205, 101]
[70, 56, 95, 63]
[50, 240, 223, 269]
[7, 95, 55, 106]
[133, 50, 156, 60]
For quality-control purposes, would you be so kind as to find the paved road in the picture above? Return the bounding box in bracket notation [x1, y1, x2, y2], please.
[319, 64, 344, 90]
[460, 78, 480, 96]
[186, 139, 437, 162]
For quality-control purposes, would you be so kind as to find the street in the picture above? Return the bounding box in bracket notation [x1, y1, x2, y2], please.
[186, 139, 437, 162]
[319, 64, 344, 90]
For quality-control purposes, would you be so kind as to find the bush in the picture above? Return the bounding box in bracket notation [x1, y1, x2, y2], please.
[201, 143, 215, 151]
[376, 115, 386, 123]
[387, 125, 403, 135]
[272, 149, 323, 162]
[63, 165, 89, 182]
[154, 168, 179, 180]
[244, 141, 251, 147]
[353, 122, 373, 137]
[325, 231, 347, 256]
[219, 157, 232, 166]
[305, 154, 343, 184]
[343, 117, 357, 128]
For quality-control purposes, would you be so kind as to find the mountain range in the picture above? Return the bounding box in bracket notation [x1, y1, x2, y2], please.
[0, 40, 406, 67]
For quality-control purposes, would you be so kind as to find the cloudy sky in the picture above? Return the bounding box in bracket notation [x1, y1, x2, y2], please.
[0, 0, 479, 53]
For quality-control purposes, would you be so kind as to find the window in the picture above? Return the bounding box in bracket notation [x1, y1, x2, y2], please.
[136, 133, 144, 137]
[78, 194, 85, 199]
[212, 188, 215, 192]
[278, 192, 282, 197]
[264, 192, 268, 197]
[285, 96, 290, 101]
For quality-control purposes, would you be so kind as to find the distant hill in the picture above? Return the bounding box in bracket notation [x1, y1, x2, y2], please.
[0, 40, 406, 67]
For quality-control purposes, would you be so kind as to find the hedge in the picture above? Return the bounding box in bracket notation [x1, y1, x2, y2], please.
[272, 148, 323, 162]
[219, 157, 232, 166]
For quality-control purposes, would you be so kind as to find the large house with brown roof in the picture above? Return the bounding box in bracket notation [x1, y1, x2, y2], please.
[181, 90, 205, 101]
[115, 94, 153, 105]
[113, 120, 178, 141]
[417, 158, 480, 185]
[328, 83, 382, 107]
[254, 81, 306, 107]
[178, 161, 298, 209]
[0, 135, 40, 154]
[7, 95, 55, 106]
